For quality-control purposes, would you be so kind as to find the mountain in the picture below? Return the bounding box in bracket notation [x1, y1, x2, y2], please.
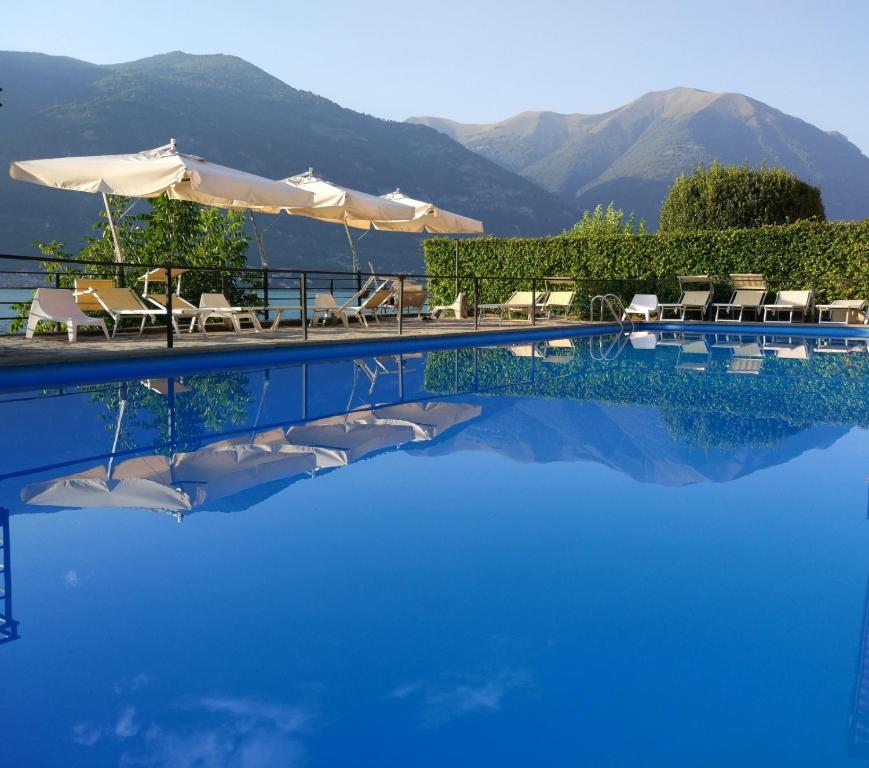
[0, 51, 575, 272]
[408, 87, 869, 227]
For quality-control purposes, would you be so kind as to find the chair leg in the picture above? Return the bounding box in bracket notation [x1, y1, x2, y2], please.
[25, 313, 40, 339]
[68, 322, 77, 343]
[99, 321, 110, 340]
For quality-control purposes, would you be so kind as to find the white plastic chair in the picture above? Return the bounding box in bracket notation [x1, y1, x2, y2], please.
[25, 288, 110, 342]
[623, 294, 659, 321]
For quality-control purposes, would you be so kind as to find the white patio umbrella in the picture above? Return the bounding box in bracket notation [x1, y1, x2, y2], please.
[276, 169, 416, 272]
[357, 190, 483, 234]
[9, 139, 315, 263]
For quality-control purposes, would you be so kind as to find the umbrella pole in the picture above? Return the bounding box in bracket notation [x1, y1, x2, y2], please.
[344, 221, 362, 296]
[248, 210, 269, 269]
[102, 192, 125, 287]
[107, 392, 127, 481]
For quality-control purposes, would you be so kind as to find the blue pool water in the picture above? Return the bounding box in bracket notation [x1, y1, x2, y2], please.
[1, 329, 868, 767]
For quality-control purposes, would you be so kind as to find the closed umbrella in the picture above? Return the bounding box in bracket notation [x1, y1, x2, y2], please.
[9, 139, 315, 263]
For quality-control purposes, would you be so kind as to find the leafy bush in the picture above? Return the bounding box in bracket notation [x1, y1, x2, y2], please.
[564, 202, 647, 236]
[658, 162, 825, 232]
[423, 220, 869, 310]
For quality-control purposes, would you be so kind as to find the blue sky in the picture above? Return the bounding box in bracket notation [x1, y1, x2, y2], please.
[3, 0, 868, 153]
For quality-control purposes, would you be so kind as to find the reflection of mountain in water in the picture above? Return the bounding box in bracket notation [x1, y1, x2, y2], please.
[410, 397, 847, 486]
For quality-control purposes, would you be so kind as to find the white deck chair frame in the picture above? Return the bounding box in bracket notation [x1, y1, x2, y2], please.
[25, 288, 110, 342]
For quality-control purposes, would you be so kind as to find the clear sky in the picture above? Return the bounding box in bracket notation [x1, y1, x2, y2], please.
[3, 0, 868, 153]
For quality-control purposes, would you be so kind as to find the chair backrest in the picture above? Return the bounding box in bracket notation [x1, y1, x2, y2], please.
[312, 293, 338, 310]
[629, 294, 659, 311]
[730, 273, 767, 290]
[825, 299, 866, 309]
[731, 289, 766, 307]
[677, 274, 711, 286]
[336, 276, 379, 311]
[775, 290, 812, 308]
[33, 288, 89, 319]
[74, 279, 115, 311]
[681, 289, 711, 307]
[505, 291, 534, 305]
[93, 286, 149, 312]
[199, 293, 232, 309]
[544, 290, 575, 308]
[362, 288, 394, 309]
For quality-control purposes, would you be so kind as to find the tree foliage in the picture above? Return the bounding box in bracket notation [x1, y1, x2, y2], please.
[564, 202, 647, 236]
[14, 196, 255, 330]
[658, 161, 825, 232]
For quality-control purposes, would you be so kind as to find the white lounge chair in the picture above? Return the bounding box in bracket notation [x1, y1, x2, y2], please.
[659, 276, 713, 321]
[628, 331, 658, 350]
[763, 290, 814, 323]
[816, 299, 867, 325]
[75, 281, 164, 338]
[713, 274, 768, 322]
[25, 288, 109, 342]
[199, 293, 262, 332]
[310, 276, 378, 327]
[430, 292, 466, 319]
[623, 294, 659, 321]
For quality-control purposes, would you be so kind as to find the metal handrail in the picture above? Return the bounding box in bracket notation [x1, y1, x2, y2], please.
[590, 293, 634, 332]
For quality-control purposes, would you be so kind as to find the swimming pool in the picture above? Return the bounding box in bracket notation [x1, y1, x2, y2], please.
[1, 328, 868, 766]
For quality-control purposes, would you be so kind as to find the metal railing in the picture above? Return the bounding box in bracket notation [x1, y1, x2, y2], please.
[0, 251, 681, 347]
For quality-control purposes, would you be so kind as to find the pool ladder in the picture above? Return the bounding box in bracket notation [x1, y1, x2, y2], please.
[589, 294, 634, 332]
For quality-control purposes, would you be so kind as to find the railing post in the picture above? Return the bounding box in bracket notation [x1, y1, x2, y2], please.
[262, 267, 270, 323]
[397, 275, 404, 336]
[165, 265, 174, 349]
[54, 271, 61, 289]
[473, 276, 479, 331]
[531, 279, 537, 326]
[300, 272, 308, 341]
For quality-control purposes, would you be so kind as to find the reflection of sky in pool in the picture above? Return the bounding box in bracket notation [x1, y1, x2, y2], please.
[1, 331, 868, 766]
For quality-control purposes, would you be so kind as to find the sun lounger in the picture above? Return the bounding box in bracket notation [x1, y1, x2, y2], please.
[25, 288, 110, 342]
[198, 293, 263, 332]
[310, 276, 378, 327]
[623, 294, 659, 321]
[659, 276, 713, 321]
[75, 281, 164, 338]
[381, 280, 428, 320]
[145, 294, 213, 335]
[816, 299, 867, 325]
[540, 337, 575, 363]
[713, 274, 768, 322]
[537, 290, 574, 319]
[344, 284, 394, 327]
[477, 291, 537, 324]
[762, 290, 814, 323]
[430, 292, 466, 319]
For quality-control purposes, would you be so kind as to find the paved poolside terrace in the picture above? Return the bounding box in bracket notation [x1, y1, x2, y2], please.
[0, 316, 609, 369]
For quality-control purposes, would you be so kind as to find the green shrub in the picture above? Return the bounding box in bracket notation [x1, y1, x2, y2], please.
[658, 162, 825, 232]
[423, 220, 869, 310]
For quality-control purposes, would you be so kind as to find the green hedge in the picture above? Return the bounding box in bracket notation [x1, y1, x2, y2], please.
[423, 221, 869, 310]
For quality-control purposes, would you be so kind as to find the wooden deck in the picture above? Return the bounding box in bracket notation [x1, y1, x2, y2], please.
[0, 316, 605, 368]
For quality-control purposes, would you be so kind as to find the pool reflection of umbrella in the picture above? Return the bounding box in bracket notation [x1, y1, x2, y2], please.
[21, 456, 198, 513]
[352, 402, 482, 440]
[285, 418, 417, 468]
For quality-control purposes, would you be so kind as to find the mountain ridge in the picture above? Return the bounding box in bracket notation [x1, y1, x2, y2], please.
[408, 87, 869, 226]
[0, 50, 575, 271]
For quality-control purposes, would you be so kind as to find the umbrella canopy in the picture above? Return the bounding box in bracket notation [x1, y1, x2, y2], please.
[279, 169, 415, 227]
[21, 458, 197, 513]
[362, 190, 484, 234]
[9, 140, 315, 210]
[285, 418, 416, 468]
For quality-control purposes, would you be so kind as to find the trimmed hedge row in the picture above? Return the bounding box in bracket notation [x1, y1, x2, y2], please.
[423, 221, 869, 310]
